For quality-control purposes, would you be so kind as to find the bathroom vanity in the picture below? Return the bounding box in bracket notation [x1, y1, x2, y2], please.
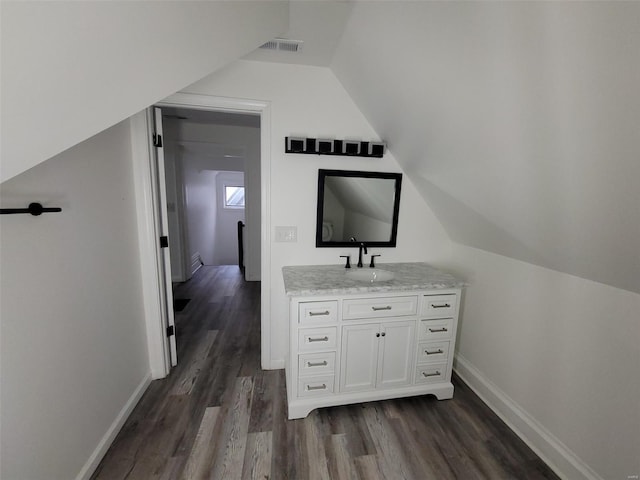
[282, 262, 465, 419]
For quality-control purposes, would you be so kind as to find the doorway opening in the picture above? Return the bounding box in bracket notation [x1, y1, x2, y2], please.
[133, 93, 272, 379]
[157, 106, 261, 359]
[159, 107, 261, 288]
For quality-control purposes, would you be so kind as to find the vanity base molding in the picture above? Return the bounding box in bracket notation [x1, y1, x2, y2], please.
[285, 286, 462, 420]
[286, 379, 454, 420]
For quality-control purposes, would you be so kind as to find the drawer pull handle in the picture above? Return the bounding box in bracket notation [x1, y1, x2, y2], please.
[308, 336, 329, 343]
[306, 384, 327, 391]
[428, 327, 448, 333]
[372, 306, 392, 311]
[307, 361, 328, 367]
[425, 349, 444, 355]
[309, 310, 330, 317]
[422, 371, 442, 378]
[431, 303, 451, 309]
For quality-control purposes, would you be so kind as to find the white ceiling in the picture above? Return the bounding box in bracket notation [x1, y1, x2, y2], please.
[243, 1, 354, 66]
[244, 1, 640, 294]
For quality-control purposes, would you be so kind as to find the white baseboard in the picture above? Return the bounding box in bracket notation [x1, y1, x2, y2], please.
[454, 354, 602, 480]
[75, 373, 152, 480]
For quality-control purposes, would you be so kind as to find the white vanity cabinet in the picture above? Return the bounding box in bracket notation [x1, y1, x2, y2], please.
[285, 284, 462, 419]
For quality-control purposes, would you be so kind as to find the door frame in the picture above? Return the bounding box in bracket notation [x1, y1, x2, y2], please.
[131, 92, 272, 378]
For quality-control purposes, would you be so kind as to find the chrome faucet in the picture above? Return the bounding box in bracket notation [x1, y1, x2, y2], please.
[357, 243, 368, 268]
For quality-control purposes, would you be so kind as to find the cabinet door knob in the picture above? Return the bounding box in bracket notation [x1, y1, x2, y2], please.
[381, 332, 386, 337]
[376, 333, 381, 337]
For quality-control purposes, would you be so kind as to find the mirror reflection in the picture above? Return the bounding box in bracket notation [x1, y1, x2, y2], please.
[316, 169, 402, 247]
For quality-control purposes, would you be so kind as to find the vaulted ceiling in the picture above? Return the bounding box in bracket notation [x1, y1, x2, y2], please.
[2, 1, 638, 294]
[259, 1, 640, 294]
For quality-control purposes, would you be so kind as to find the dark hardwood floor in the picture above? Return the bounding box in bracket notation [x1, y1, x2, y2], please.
[92, 265, 558, 480]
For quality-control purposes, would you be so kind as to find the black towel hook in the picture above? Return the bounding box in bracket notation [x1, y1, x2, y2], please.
[0, 202, 62, 216]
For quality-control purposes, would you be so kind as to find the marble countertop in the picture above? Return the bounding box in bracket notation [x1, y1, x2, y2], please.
[282, 262, 465, 296]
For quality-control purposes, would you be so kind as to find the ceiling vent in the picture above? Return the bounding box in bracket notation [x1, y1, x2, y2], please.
[259, 38, 303, 53]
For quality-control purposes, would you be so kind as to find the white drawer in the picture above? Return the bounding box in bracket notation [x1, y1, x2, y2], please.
[298, 375, 335, 397]
[298, 327, 337, 352]
[342, 295, 418, 320]
[298, 301, 338, 325]
[418, 317, 453, 341]
[422, 294, 457, 318]
[416, 341, 450, 364]
[298, 352, 335, 376]
[415, 364, 448, 384]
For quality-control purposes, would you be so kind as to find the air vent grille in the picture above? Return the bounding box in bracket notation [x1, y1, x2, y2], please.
[261, 40, 279, 51]
[259, 38, 303, 53]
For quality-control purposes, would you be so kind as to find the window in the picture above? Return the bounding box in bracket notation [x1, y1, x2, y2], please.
[224, 185, 245, 208]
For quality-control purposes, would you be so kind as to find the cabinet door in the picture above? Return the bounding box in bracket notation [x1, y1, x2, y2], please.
[377, 321, 415, 389]
[340, 324, 379, 393]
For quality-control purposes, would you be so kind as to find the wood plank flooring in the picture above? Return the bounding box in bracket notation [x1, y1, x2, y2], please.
[92, 265, 559, 480]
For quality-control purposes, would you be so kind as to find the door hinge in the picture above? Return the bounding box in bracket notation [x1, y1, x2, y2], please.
[160, 236, 168, 248]
[166, 325, 175, 337]
[153, 133, 163, 148]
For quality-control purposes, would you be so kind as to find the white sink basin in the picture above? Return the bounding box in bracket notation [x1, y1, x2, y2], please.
[346, 269, 395, 283]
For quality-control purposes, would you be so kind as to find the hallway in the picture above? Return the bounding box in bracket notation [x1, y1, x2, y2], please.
[92, 266, 558, 479]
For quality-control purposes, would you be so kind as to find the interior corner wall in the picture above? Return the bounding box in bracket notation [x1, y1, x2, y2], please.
[0, 121, 150, 479]
[447, 244, 640, 480]
[182, 60, 453, 365]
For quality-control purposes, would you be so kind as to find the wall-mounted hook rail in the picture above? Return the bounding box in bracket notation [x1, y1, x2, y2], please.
[0, 203, 62, 216]
[285, 137, 386, 158]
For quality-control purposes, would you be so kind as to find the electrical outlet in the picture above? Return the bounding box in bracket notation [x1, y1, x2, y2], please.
[275, 226, 297, 242]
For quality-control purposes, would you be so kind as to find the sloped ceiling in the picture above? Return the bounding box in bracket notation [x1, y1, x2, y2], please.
[0, 1, 287, 183]
[327, 176, 396, 223]
[2, 1, 638, 294]
[330, 2, 640, 294]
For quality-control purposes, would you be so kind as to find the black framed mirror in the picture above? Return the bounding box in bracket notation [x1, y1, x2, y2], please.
[316, 169, 403, 247]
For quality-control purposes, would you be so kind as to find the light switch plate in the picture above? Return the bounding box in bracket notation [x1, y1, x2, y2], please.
[275, 226, 297, 242]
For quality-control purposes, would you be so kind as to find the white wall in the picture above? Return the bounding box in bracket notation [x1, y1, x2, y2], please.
[448, 245, 640, 480]
[213, 171, 245, 266]
[0, 0, 288, 183]
[183, 60, 453, 365]
[182, 159, 218, 266]
[0, 121, 150, 479]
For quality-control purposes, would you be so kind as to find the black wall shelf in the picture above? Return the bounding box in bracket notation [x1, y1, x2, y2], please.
[285, 137, 385, 158]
